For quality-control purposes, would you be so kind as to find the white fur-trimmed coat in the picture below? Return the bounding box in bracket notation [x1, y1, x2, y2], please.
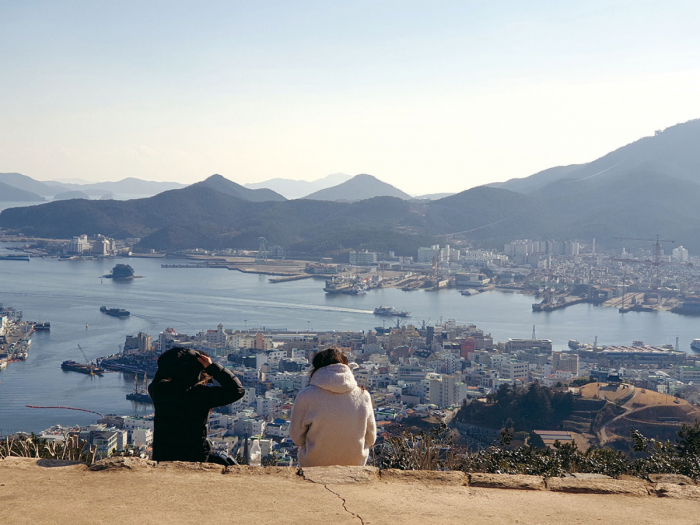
[290, 363, 377, 467]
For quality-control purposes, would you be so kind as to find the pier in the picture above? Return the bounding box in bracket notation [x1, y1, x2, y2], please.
[161, 263, 210, 268]
[268, 274, 315, 283]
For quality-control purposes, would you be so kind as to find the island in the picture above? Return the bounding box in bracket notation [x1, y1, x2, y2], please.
[104, 264, 138, 280]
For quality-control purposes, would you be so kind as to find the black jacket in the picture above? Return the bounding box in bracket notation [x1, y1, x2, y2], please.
[148, 362, 245, 462]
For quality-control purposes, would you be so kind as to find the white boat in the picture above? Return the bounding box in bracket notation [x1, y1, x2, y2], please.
[0, 361, 7, 370]
[691, 339, 700, 352]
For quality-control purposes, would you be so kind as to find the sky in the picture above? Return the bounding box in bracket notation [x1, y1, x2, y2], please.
[2, 1, 700, 195]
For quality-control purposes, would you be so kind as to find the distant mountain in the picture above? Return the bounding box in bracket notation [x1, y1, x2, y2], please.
[413, 192, 456, 200]
[193, 174, 286, 202]
[4, 168, 700, 253]
[0, 173, 63, 197]
[4, 119, 700, 254]
[55, 178, 187, 197]
[0, 181, 45, 202]
[244, 173, 352, 199]
[53, 190, 90, 200]
[304, 174, 412, 201]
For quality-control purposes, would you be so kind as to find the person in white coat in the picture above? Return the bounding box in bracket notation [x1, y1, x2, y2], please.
[291, 348, 377, 467]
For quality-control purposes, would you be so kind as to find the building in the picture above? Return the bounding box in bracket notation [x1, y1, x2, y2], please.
[672, 246, 689, 262]
[428, 374, 467, 407]
[349, 250, 378, 265]
[505, 339, 553, 354]
[551, 352, 579, 376]
[124, 332, 152, 355]
[680, 367, 700, 382]
[455, 273, 490, 287]
[500, 360, 529, 380]
[417, 245, 441, 263]
[90, 430, 120, 458]
[204, 324, 227, 347]
[131, 428, 153, 448]
[68, 235, 92, 254]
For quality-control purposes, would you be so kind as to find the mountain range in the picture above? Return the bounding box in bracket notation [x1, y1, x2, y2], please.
[244, 173, 352, 199]
[2, 118, 700, 254]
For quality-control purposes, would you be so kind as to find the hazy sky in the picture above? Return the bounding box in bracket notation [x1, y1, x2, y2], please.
[2, 1, 700, 194]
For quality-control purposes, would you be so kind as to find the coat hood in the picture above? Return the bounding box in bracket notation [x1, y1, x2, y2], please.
[309, 363, 358, 394]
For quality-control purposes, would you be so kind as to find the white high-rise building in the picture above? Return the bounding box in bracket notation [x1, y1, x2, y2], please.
[672, 246, 689, 263]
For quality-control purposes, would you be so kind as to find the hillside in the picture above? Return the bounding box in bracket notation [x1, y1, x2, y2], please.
[0, 181, 45, 202]
[304, 174, 412, 201]
[489, 118, 700, 195]
[193, 174, 286, 202]
[0, 173, 61, 197]
[488, 164, 585, 194]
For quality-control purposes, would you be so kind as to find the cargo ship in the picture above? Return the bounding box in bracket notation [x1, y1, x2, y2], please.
[61, 360, 105, 375]
[323, 277, 354, 294]
[100, 306, 130, 317]
[373, 306, 410, 317]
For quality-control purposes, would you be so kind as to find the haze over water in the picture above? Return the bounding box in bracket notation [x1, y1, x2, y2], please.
[1, 246, 698, 433]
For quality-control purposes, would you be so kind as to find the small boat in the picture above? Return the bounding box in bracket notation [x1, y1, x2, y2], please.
[100, 306, 130, 317]
[374, 306, 410, 317]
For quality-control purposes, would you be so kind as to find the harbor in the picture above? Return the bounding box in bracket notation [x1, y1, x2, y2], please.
[1, 253, 699, 434]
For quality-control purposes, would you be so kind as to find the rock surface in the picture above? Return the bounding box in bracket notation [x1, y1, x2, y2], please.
[469, 473, 545, 490]
[2, 458, 700, 524]
[547, 477, 651, 496]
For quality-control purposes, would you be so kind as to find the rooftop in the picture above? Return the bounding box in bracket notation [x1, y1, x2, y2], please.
[2, 457, 699, 524]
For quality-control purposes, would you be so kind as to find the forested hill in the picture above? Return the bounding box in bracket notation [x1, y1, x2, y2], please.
[3, 160, 700, 254]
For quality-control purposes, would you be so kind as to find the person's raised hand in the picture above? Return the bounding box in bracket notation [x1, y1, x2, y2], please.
[197, 354, 213, 368]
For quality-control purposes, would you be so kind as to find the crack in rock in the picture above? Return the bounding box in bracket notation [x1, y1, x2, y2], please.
[322, 485, 365, 525]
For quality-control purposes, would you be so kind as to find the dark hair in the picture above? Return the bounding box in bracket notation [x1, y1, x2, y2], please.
[155, 347, 210, 388]
[309, 348, 349, 379]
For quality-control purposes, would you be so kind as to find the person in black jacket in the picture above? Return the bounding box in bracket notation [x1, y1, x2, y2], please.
[148, 347, 245, 463]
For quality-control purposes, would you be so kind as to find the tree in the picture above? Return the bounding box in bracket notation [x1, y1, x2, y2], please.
[677, 421, 700, 457]
[110, 264, 135, 279]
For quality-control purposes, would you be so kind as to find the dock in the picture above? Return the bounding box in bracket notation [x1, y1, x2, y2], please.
[268, 274, 315, 283]
[532, 297, 588, 312]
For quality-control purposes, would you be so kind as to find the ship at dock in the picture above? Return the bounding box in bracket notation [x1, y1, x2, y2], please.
[373, 306, 410, 317]
[126, 372, 152, 404]
[100, 306, 130, 317]
[61, 360, 105, 375]
[691, 339, 700, 353]
[323, 277, 354, 294]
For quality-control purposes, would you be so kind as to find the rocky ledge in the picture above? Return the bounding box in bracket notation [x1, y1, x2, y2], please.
[1, 457, 699, 524]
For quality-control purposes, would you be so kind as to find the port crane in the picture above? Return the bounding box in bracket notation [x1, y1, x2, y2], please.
[77, 344, 98, 376]
[614, 235, 676, 306]
[614, 235, 675, 266]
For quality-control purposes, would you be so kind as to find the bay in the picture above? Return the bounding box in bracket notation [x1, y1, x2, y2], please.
[0, 249, 698, 434]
